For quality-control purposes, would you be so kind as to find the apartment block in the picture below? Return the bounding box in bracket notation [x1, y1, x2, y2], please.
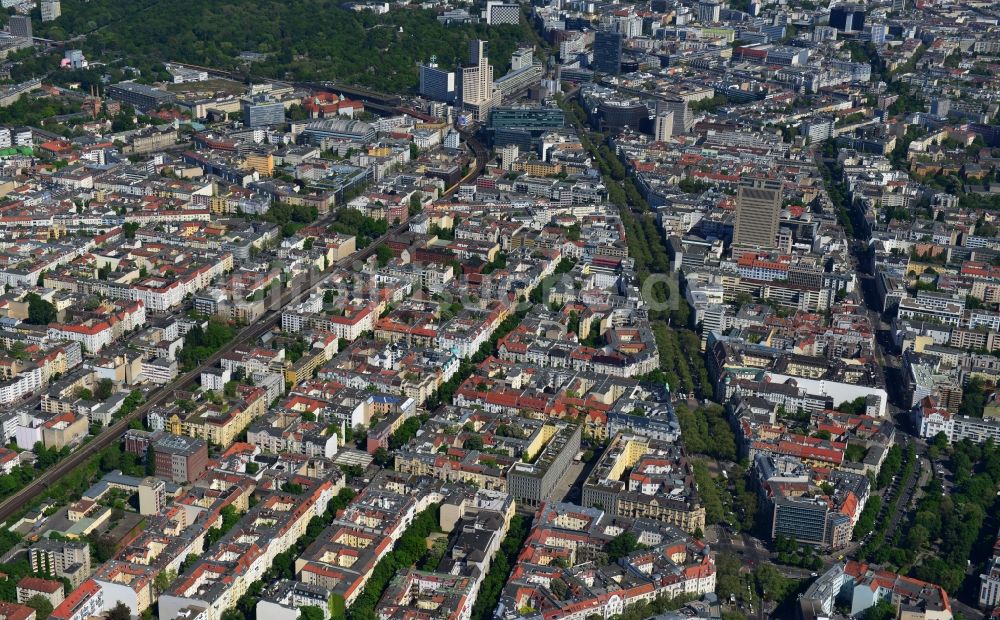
[29, 540, 91, 589]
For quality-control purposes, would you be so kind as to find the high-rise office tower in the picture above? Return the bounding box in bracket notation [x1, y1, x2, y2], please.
[466, 39, 493, 100]
[420, 58, 456, 102]
[829, 4, 866, 32]
[612, 13, 643, 38]
[662, 99, 691, 135]
[864, 24, 887, 43]
[9, 15, 32, 38]
[499, 144, 519, 170]
[734, 177, 783, 248]
[698, 0, 721, 23]
[654, 110, 674, 142]
[592, 30, 623, 75]
[460, 39, 499, 120]
[242, 95, 286, 128]
[484, 0, 520, 25]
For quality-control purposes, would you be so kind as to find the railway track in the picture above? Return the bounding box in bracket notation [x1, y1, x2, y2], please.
[167, 62, 401, 108]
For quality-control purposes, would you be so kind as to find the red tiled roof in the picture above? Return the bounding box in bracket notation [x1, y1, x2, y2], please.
[0, 601, 35, 620]
[17, 576, 63, 593]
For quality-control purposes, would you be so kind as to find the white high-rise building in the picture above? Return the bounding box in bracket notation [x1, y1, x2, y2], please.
[464, 40, 494, 103]
[40, 0, 61, 22]
[662, 99, 691, 135]
[559, 31, 587, 62]
[697, 0, 721, 23]
[654, 111, 674, 142]
[484, 1, 520, 24]
[500, 144, 519, 170]
[613, 13, 643, 38]
[511, 47, 534, 70]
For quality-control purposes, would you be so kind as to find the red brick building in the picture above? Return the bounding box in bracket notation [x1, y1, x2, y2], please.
[152, 434, 208, 483]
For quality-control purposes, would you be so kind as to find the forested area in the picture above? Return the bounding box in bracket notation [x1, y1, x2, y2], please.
[0, 93, 82, 127]
[32, 0, 532, 92]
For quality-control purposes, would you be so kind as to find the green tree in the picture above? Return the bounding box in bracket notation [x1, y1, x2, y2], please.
[100, 447, 121, 472]
[753, 564, 794, 602]
[95, 378, 114, 401]
[376, 244, 394, 267]
[866, 599, 897, 620]
[549, 578, 568, 600]
[904, 524, 929, 550]
[388, 417, 422, 450]
[205, 505, 240, 546]
[607, 532, 640, 562]
[837, 396, 868, 415]
[25, 594, 53, 620]
[145, 446, 156, 476]
[154, 568, 178, 595]
[329, 594, 347, 620]
[408, 192, 422, 216]
[714, 554, 742, 601]
[853, 496, 881, 540]
[373, 447, 391, 467]
[329, 208, 389, 248]
[89, 533, 118, 563]
[958, 378, 987, 418]
[692, 459, 725, 524]
[25, 293, 57, 325]
[300, 606, 326, 620]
